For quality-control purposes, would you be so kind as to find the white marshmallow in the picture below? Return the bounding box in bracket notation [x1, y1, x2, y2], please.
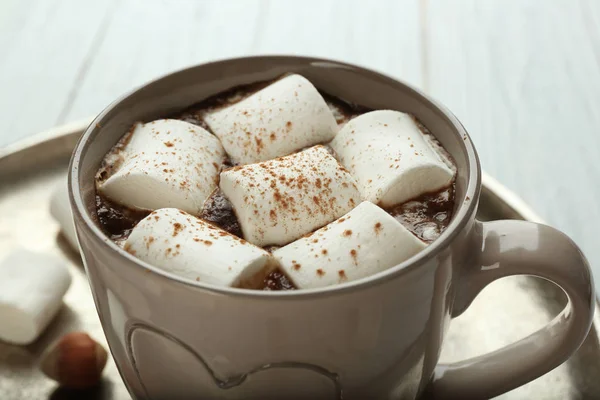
[274, 201, 426, 289]
[0, 250, 72, 344]
[204, 74, 338, 165]
[124, 208, 277, 288]
[330, 110, 455, 207]
[50, 178, 79, 251]
[220, 145, 362, 247]
[98, 119, 225, 215]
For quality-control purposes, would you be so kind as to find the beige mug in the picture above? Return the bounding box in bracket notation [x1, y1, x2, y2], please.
[69, 56, 595, 399]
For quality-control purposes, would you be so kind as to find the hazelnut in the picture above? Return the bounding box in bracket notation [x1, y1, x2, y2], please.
[40, 332, 108, 388]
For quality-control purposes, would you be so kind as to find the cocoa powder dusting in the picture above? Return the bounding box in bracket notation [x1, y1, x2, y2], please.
[374, 222, 382, 234]
[350, 249, 358, 264]
[172, 223, 183, 237]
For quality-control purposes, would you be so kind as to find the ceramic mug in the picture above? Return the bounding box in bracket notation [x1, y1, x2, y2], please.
[69, 56, 595, 400]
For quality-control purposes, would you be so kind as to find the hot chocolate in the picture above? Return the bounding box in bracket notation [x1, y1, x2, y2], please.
[95, 74, 456, 291]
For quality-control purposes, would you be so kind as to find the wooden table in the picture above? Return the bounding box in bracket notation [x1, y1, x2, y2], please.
[1, 0, 599, 292]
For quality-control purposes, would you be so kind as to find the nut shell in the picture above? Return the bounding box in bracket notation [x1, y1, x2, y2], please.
[40, 332, 108, 388]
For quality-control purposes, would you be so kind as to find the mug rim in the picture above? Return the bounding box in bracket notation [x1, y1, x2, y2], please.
[69, 55, 481, 299]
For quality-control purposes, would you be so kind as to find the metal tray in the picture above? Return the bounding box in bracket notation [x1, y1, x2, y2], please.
[0, 121, 598, 400]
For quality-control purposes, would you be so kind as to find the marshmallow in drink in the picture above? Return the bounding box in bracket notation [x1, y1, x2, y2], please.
[50, 178, 79, 251]
[97, 119, 225, 215]
[219, 145, 362, 247]
[330, 110, 455, 207]
[204, 74, 338, 165]
[0, 250, 72, 344]
[124, 208, 277, 288]
[274, 201, 426, 289]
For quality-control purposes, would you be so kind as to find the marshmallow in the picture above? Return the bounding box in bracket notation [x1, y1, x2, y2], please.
[124, 208, 277, 288]
[330, 110, 455, 207]
[274, 201, 426, 289]
[204, 74, 338, 165]
[219, 145, 362, 247]
[0, 250, 72, 344]
[97, 119, 226, 215]
[50, 178, 79, 251]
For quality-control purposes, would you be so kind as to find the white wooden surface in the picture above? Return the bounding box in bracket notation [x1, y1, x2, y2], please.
[1, 1, 599, 300]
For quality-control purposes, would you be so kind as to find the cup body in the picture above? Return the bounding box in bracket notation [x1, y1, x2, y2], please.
[70, 56, 480, 400]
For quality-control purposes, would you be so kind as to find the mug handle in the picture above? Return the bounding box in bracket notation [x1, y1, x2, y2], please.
[426, 219, 595, 399]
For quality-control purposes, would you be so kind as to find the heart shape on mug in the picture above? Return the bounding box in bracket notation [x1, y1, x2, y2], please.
[126, 324, 343, 400]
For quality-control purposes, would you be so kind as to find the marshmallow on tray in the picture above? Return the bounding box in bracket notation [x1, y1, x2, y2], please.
[204, 74, 338, 165]
[330, 110, 455, 207]
[219, 145, 362, 247]
[124, 208, 277, 288]
[50, 178, 79, 251]
[97, 119, 226, 215]
[274, 201, 426, 289]
[0, 250, 72, 345]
